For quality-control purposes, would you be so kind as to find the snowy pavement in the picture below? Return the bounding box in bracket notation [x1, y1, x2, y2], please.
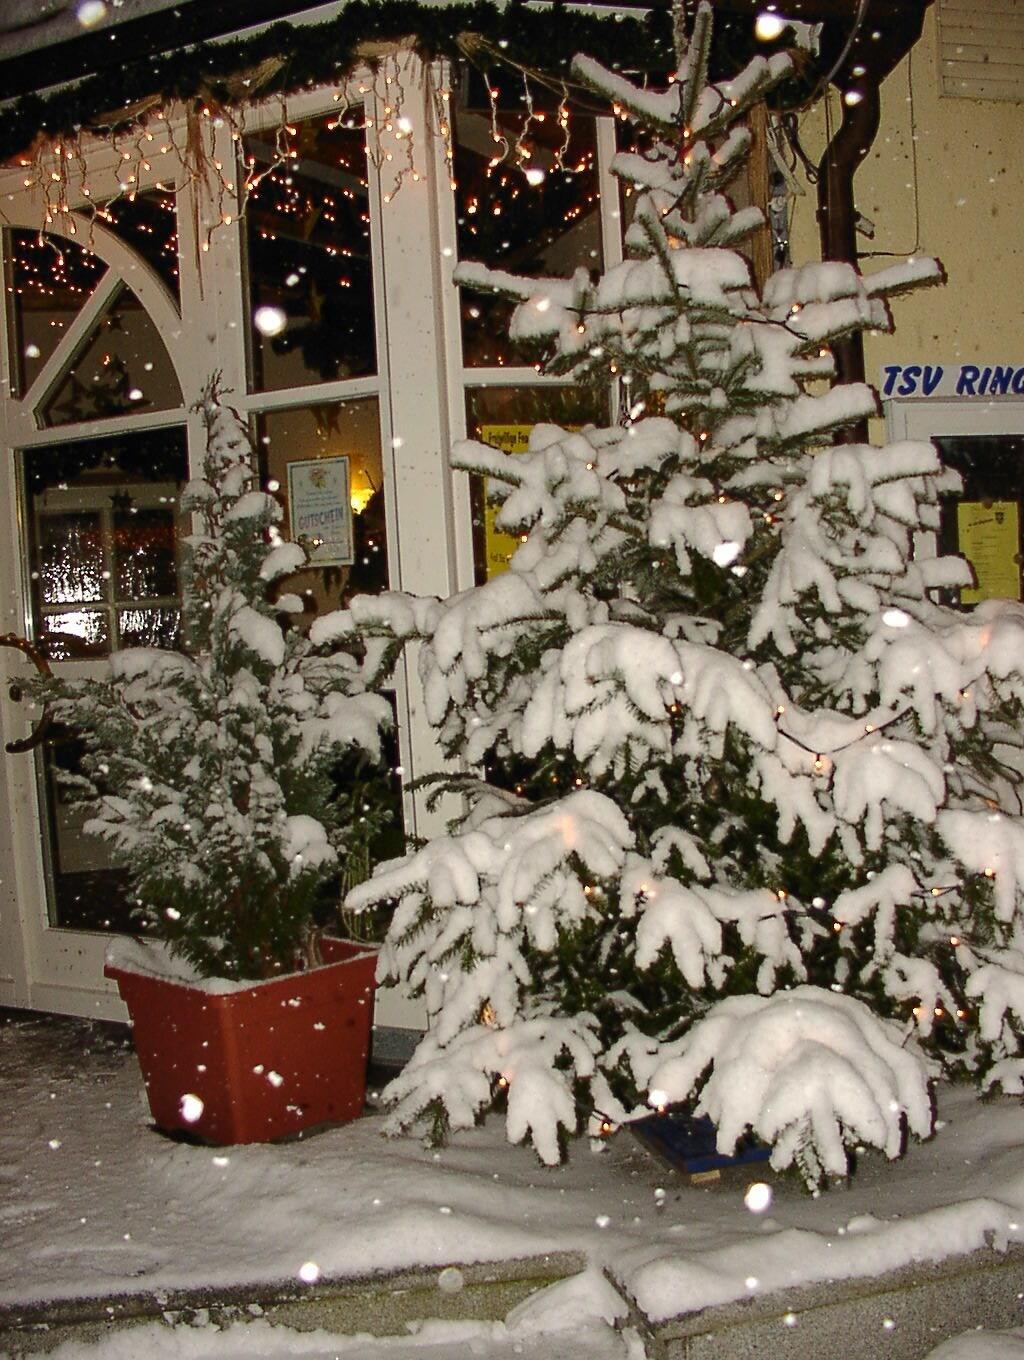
[3, 1012, 1024, 1358]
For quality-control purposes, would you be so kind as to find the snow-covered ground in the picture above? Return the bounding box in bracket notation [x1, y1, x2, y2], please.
[21, 1281, 645, 1360]
[3, 1012, 1024, 1359]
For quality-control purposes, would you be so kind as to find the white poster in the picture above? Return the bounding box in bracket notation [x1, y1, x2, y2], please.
[287, 456, 353, 567]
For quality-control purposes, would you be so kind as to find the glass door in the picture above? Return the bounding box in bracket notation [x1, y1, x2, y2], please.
[22, 428, 188, 938]
[0, 72, 433, 1024]
[0, 148, 193, 1016]
[0, 51, 623, 1023]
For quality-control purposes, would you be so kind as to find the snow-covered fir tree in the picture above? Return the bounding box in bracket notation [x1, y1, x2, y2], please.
[314, 5, 1024, 1185]
[37, 381, 392, 981]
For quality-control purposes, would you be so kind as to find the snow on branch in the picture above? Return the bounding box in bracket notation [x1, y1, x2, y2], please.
[636, 987, 934, 1187]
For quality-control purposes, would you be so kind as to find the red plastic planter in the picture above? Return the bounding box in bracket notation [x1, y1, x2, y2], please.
[105, 938, 378, 1145]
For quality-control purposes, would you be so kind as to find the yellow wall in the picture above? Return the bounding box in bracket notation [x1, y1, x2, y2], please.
[789, 6, 1024, 381]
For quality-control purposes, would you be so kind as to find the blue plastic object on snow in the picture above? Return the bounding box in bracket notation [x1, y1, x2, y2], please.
[632, 1110, 771, 1176]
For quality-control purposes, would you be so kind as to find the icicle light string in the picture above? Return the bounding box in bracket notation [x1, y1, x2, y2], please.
[12, 24, 632, 241]
[3, 0, 831, 262]
[21, 45, 437, 281]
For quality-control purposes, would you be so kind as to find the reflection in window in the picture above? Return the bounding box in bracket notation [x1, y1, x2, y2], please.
[118, 605, 181, 649]
[7, 229, 107, 398]
[23, 427, 187, 659]
[454, 72, 602, 367]
[114, 506, 178, 598]
[256, 399, 388, 619]
[40, 609, 109, 659]
[466, 385, 607, 582]
[23, 430, 187, 935]
[96, 188, 180, 298]
[39, 728, 144, 934]
[42, 284, 182, 427]
[39, 512, 105, 604]
[245, 112, 376, 391]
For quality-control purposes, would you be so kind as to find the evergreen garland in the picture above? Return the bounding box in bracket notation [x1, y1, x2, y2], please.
[0, 0, 810, 166]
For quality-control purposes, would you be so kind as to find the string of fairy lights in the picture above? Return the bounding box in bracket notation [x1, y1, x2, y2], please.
[7, 7, 1002, 1068]
[10, 38, 623, 395]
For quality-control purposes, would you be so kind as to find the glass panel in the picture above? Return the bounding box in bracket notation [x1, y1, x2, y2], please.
[39, 609, 108, 660]
[936, 435, 1024, 606]
[113, 505, 177, 599]
[23, 426, 187, 660]
[37, 512, 105, 604]
[614, 115, 654, 240]
[22, 428, 187, 932]
[245, 110, 376, 391]
[6, 229, 108, 398]
[255, 397, 387, 620]
[465, 385, 608, 582]
[39, 736, 141, 933]
[454, 71, 602, 368]
[96, 188, 180, 298]
[118, 605, 180, 649]
[42, 283, 181, 427]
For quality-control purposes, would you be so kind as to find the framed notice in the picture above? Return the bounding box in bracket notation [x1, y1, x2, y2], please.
[957, 500, 1021, 604]
[287, 456, 353, 567]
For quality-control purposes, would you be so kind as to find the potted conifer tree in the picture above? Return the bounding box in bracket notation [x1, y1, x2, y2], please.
[32, 381, 394, 1144]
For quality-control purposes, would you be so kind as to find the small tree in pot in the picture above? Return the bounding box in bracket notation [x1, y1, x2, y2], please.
[32, 381, 394, 1142]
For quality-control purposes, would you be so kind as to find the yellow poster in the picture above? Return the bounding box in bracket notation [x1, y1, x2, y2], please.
[957, 500, 1021, 604]
[479, 424, 532, 579]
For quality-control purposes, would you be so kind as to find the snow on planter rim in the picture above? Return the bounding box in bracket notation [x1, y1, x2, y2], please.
[104, 936, 377, 994]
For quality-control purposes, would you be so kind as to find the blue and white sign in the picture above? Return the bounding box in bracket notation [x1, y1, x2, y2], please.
[287, 456, 353, 567]
[881, 364, 1024, 400]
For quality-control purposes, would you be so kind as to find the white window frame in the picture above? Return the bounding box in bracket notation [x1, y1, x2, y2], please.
[0, 54, 622, 1022]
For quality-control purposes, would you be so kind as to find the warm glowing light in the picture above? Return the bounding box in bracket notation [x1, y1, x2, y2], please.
[350, 481, 375, 514]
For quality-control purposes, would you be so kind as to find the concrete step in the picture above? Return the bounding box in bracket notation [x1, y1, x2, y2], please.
[0, 1251, 587, 1357]
[616, 1242, 1024, 1360]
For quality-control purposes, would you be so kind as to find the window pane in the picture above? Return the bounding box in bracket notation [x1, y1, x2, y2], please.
[256, 398, 388, 620]
[40, 735, 140, 933]
[24, 430, 187, 932]
[454, 72, 602, 368]
[245, 111, 376, 391]
[22, 426, 187, 660]
[465, 385, 608, 582]
[6, 229, 107, 398]
[39, 609, 109, 660]
[97, 188, 180, 298]
[118, 605, 180, 649]
[935, 435, 1024, 606]
[113, 505, 178, 599]
[42, 283, 182, 427]
[38, 512, 105, 604]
